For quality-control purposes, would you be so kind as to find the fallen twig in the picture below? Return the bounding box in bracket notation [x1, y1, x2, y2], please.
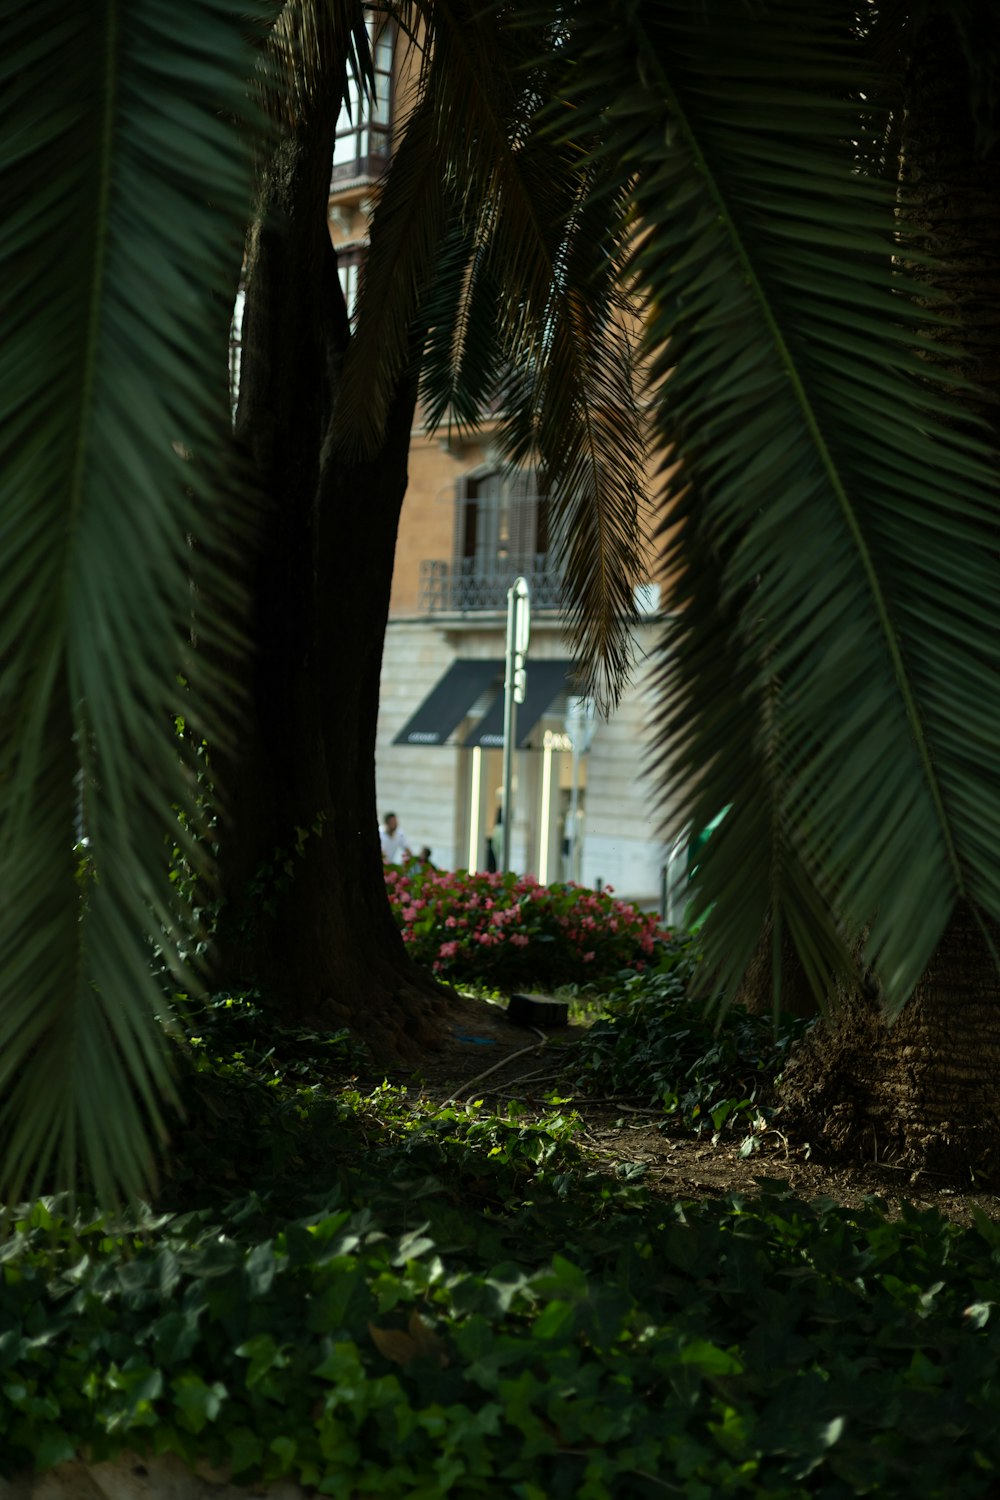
[443, 1029, 547, 1106]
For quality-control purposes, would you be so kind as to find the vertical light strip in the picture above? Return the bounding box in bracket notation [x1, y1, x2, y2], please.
[538, 737, 553, 886]
[467, 746, 482, 872]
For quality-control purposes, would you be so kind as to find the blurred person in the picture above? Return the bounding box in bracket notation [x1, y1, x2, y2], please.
[379, 811, 412, 864]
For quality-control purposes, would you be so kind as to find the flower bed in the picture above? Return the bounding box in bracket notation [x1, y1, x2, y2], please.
[384, 863, 667, 988]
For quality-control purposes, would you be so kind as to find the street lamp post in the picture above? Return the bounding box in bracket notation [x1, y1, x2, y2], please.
[500, 575, 530, 871]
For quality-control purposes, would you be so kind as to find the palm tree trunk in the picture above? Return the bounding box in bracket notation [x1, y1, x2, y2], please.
[207, 94, 446, 1062]
[779, 903, 1000, 1179]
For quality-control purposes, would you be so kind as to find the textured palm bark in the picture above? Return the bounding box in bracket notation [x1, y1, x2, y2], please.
[779, 904, 1000, 1179]
[207, 96, 447, 1061]
[896, 16, 1000, 399]
[777, 17, 1000, 1179]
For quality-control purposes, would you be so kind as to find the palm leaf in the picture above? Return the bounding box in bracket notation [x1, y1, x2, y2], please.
[550, 0, 1000, 1009]
[337, 0, 648, 705]
[0, 0, 260, 1201]
[416, 216, 505, 437]
[260, 0, 371, 127]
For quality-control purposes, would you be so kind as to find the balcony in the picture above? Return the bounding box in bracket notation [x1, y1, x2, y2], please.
[419, 556, 565, 613]
[329, 143, 391, 195]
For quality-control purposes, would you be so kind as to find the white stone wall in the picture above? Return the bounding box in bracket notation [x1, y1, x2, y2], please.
[375, 621, 469, 869]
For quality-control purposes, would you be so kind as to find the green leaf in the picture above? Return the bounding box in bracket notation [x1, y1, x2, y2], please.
[964, 1302, 993, 1330]
[234, 1333, 286, 1387]
[679, 1339, 742, 1377]
[244, 1241, 278, 1298]
[536, 0, 1000, 1009]
[531, 1299, 576, 1341]
[270, 1433, 297, 1468]
[33, 1426, 77, 1471]
[0, 0, 263, 1203]
[171, 1374, 226, 1434]
[228, 1424, 264, 1475]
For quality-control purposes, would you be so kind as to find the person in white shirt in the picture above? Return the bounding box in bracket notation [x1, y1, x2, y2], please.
[379, 811, 412, 864]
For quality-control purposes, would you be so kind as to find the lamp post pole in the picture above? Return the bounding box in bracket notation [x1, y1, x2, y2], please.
[501, 576, 530, 871]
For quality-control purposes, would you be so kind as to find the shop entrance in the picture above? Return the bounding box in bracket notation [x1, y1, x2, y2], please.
[462, 731, 586, 883]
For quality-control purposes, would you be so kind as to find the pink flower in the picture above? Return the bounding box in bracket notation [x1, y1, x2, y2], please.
[439, 940, 459, 959]
[509, 933, 529, 948]
[445, 915, 457, 929]
[583, 951, 595, 963]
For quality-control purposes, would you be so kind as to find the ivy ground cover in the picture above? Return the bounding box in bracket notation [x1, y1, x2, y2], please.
[3, 992, 1000, 1498]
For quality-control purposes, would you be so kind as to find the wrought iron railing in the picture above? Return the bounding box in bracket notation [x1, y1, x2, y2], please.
[419, 556, 565, 613]
[330, 141, 391, 192]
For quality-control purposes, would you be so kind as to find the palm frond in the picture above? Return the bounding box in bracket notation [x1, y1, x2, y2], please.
[483, 145, 649, 707]
[416, 218, 505, 437]
[260, 0, 370, 127]
[0, 0, 260, 1201]
[653, 510, 859, 1012]
[552, 0, 1000, 1008]
[338, 0, 649, 704]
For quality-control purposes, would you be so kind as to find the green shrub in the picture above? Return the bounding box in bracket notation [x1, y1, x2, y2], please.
[568, 945, 812, 1137]
[385, 865, 667, 988]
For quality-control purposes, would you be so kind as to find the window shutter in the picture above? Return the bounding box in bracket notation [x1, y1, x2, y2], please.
[455, 473, 474, 559]
[510, 468, 536, 562]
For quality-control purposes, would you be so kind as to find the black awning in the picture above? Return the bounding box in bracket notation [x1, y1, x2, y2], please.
[463, 660, 578, 749]
[392, 658, 503, 746]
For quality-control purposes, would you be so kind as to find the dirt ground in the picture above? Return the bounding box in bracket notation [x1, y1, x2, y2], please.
[392, 993, 1000, 1228]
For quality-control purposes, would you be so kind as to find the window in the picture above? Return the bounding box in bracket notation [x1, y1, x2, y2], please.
[428, 468, 564, 610]
[332, 22, 393, 185]
[459, 469, 553, 576]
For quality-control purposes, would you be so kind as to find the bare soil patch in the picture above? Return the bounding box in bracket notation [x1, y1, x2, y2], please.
[389, 993, 1000, 1228]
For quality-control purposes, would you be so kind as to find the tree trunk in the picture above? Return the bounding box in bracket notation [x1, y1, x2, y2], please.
[207, 91, 447, 1062]
[776, 16, 1000, 1180]
[778, 903, 1000, 1181]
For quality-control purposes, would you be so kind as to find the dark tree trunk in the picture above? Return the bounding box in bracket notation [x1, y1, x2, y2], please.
[776, 16, 1000, 1180]
[207, 92, 447, 1062]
